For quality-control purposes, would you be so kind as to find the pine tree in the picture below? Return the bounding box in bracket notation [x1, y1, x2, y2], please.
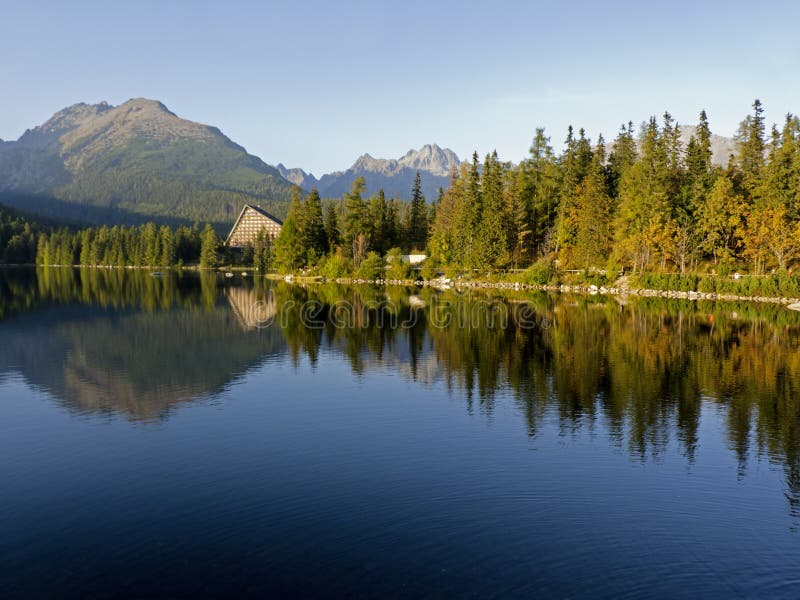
[684, 110, 715, 216]
[367, 190, 387, 254]
[698, 173, 745, 265]
[474, 151, 510, 271]
[521, 128, 560, 257]
[460, 152, 483, 267]
[303, 188, 328, 260]
[429, 167, 467, 265]
[555, 126, 593, 263]
[736, 99, 766, 199]
[274, 192, 305, 272]
[324, 202, 340, 250]
[199, 224, 219, 269]
[607, 121, 637, 199]
[159, 225, 176, 266]
[79, 229, 93, 266]
[760, 114, 800, 216]
[342, 177, 368, 260]
[252, 230, 274, 272]
[574, 141, 613, 269]
[408, 171, 428, 251]
[613, 118, 670, 272]
[661, 112, 687, 217]
[141, 222, 159, 267]
[507, 168, 532, 267]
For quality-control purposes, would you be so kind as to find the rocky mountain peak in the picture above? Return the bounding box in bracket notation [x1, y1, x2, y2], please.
[351, 152, 392, 173]
[276, 163, 319, 190]
[303, 144, 462, 201]
[397, 143, 460, 176]
[18, 101, 113, 148]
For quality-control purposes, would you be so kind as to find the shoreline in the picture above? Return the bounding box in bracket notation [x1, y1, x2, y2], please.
[270, 274, 800, 309]
[8, 265, 800, 309]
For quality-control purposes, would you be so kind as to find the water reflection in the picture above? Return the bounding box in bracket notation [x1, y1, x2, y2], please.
[1, 267, 799, 515]
[0, 269, 284, 421]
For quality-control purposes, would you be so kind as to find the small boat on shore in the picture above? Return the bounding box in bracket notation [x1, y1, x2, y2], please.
[225, 272, 234, 278]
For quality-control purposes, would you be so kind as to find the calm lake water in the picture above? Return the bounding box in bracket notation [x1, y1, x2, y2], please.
[1, 268, 799, 598]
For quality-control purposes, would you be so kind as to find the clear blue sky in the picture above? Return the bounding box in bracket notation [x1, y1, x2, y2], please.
[2, 0, 799, 175]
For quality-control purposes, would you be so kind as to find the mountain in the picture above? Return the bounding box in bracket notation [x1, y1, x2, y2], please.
[276, 163, 319, 191]
[284, 144, 461, 201]
[0, 98, 298, 225]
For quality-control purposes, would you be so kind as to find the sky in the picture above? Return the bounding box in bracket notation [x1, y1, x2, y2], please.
[2, 0, 799, 175]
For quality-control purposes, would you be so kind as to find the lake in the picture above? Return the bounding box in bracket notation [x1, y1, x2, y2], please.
[1, 268, 798, 598]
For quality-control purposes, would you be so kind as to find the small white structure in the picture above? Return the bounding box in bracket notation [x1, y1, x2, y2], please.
[401, 254, 427, 265]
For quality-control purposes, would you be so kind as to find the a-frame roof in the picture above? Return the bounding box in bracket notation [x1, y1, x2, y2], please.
[225, 204, 284, 245]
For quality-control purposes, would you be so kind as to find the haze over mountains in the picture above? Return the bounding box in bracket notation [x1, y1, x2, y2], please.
[0, 97, 740, 228]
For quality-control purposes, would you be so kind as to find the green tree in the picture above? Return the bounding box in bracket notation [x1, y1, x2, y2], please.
[736, 99, 766, 199]
[342, 177, 368, 261]
[613, 117, 671, 272]
[521, 128, 560, 257]
[574, 142, 613, 268]
[408, 171, 428, 250]
[159, 225, 176, 266]
[698, 172, 745, 265]
[324, 202, 340, 250]
[302, 188, 328, 261]
[474, 151, 510, 271]
[199, 224, 219, 269]
[273, 192, 305, 273]
[607, 121, 637, 199]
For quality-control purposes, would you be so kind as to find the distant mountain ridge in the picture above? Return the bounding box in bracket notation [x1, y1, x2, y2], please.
[0, 98, 298, 225]
[280, 144, 461, 201]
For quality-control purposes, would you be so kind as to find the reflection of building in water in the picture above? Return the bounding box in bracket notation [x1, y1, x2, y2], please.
[0, 302, 286, 422]
[225, 205, 282, 248]
[226, 286, 277, 330]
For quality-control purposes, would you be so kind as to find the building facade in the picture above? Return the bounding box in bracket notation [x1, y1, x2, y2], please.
[226, 205, 283, 248]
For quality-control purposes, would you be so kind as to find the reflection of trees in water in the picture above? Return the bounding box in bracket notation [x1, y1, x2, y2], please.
[1, 270, 798, 515]
[276, 286, 800, 515]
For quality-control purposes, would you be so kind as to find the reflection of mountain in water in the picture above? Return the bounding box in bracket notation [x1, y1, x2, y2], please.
[0, 273, 285, 421]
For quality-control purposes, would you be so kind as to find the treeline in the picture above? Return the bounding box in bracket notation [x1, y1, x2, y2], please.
[35, 222, 220, 268]
[17, 99, 800, 281]
[430, 100, 800, 276]
[269, 174, 433, 275]
[269, 100, 800, 279]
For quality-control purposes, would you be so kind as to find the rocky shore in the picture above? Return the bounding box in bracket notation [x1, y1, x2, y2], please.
[289, 275, 800, 309]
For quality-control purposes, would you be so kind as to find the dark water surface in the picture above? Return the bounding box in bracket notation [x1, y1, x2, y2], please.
[1, 268, 799, 598]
